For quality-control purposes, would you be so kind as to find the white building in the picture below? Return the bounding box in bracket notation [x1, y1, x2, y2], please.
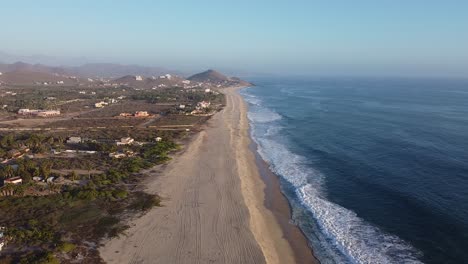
[36, 110, 60, 117]
[109, 152, 126, 159]
[155, 137, 162, 142]
[204, 88, 211, 93]
[135, 75, 143, 81]
[66, 137, 82, 144]
[95, 101, 108, 108]
[3, 177, 22, 185]
[197, 101, 211, 109]
[117, 137, 134, 146]
[182, 80, 191, 84]
[179, 104, 186, 109]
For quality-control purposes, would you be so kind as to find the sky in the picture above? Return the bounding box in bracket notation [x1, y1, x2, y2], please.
[1, 0, 467, 77]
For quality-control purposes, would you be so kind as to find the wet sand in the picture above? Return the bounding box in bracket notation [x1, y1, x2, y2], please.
[100, 86, 316, 264]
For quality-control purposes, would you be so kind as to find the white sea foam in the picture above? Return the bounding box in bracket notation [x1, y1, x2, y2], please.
[241, 89, 423, 264]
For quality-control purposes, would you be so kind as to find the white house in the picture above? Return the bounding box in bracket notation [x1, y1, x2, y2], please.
[66, 137, 82, 144]
[18, 109, 31, 115]
[95, 101, 108, 108]
[117, 137, 134, 146]
[135, 75, 143, 81]
[109, 152, 126, 159]
[204, 88, 211, 93]
[36, 110, 60, 117]
[3, 177, 22, 185]
[155, 137, 162, 142]
[197, 101, 211, 109]
[179, 104, 186, 109]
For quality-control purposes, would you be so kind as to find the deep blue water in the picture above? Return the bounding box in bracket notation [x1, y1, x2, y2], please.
[240, 77, 468, 264]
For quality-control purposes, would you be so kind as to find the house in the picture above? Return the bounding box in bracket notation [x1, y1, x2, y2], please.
[17, 109, 60, 117]
[182, 80, 191, 84]
[36, 110, 60, 117]
[95, 101, 108, 108]
[109, 152, 126, 159]
[66, 137, 82, 144]
[135, 111, 149, 117]
[3, 177, 22, 185]
[117, 137, 134, 146]
[135, 75, 143, 81]
[204, 88, 211, 93]
[119, 112, 132, 117]
[179, 104, 186, 109]
[155, 137, 162, 142]
[18, 109, 31, 115]
[33, 177, 44, 182]
[197, 101, 211, 109]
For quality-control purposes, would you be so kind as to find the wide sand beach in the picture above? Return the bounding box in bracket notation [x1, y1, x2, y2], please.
[100, 86, 316, 264]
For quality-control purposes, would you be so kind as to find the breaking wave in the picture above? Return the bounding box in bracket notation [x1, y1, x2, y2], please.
[240, 88, 423, 264]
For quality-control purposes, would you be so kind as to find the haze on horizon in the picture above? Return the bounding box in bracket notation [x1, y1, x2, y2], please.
[1, 0, 467, 77]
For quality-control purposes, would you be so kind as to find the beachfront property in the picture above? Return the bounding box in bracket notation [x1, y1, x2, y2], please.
[117, 137, 134, 146]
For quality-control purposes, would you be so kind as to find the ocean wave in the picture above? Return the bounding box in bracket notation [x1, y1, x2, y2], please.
[241, 90, 423, 264]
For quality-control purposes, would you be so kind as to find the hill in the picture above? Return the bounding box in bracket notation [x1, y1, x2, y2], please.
[188, 69, 230, 83]
[0, 71, 76, 85]
[188, 69, 252, 86]
[0, 62, 176, 79]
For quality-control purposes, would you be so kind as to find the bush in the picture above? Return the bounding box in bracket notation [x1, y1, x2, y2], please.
[58, 242, 76, 253]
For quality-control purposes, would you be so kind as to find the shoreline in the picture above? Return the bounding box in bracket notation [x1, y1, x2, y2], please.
[240, 87, 319, 264]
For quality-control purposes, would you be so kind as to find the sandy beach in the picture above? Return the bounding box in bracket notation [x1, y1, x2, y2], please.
[100, 86, 314, 264]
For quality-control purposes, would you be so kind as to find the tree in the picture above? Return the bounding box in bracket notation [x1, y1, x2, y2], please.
[69, 170, 78, 181]
[40, 161, 52, 180]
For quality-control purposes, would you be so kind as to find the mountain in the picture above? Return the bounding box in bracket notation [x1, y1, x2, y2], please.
[0, 61, 176, 79]
[0, 71, 76, 85]
[188, 69, 252, 86]
[0, 62, 66, 75]
[188, 69, 230, 83]
[66, 63, 175, 78]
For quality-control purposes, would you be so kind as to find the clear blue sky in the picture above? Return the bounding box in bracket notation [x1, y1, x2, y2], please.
[1, 0, 467, 77]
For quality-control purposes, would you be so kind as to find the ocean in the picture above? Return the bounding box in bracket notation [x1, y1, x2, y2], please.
[240, 77, 468, 264]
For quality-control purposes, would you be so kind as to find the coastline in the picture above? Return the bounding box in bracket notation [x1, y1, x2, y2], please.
[235, 86, 319, 264]
[99, 85, 310, 263]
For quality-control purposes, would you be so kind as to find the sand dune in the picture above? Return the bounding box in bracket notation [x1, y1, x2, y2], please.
[100, 86, 297, 264]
